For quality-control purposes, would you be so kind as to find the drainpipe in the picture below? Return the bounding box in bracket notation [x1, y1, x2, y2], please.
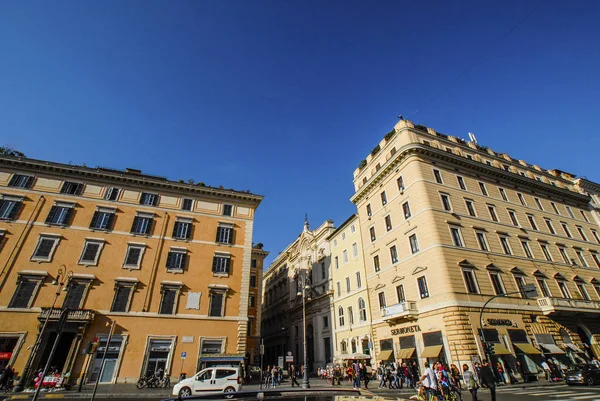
[0, 195, 45, 292]
[143, 212, 169, 312]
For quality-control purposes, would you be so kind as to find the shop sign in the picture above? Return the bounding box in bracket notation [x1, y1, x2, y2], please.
[391, 325, 421, 335]
[486, 319, 517, 327]
[182, 336, 194, 343]
[0, 352, 12, 360]
[97, 346, 121, 353]
[151, 347, 171, 352]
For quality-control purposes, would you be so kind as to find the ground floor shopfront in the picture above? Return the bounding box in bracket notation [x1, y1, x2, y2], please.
[0, 309, 247, 386]
[371, 304, 600, 381]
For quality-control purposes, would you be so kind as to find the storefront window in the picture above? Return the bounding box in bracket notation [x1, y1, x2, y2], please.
[144, 339, 173, 377]
[89, 336, 123, 383]
[0, 337, 19, 370]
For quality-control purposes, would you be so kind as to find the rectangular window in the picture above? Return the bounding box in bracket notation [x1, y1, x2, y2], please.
[385, 215, 393, 231]
[216, 224, 233, 244]
[499, 188, 508, 201]
[594, 285, 600, 298]
[250, 275, 257, 288]
[558, 281, 571, 299]
[456, 176, 467, 190]
[487, 205, 498, 222]
[499, 236, 512, 255]
[397, 176, 405, 191]
[396, 284, 405, 302]
[463, 269, 479, 294]
[380, 191, 387, 206]
[592, 230, 600, 244]
[527, 215, 538, 231]
[159, 287, 178, 315]
[517, 193, 527, 206]
[561, 222, 572, 238]
[131, 213, 154, 235]
[540, 243, 553, 261]
[212, 254, 231, 274]
[342, 249, 348, 263]
[433, 169, 443, 184]
[0, 198, 22, 220]
[342, 232, 346, 240]
[335, 256, 339, 270]
[323, 315, 328, 328]
[576, 226, 588, 241]
[352, 242, 358, 257]
[581, 210, 590, 223]
[111, 284, 134, 312]
[8, 174, 34, 188]
[139, 192, 158, 206]
[366, 204, 372, 217]
[105, 187, 120, 201]
[166, 250, 187, 271]
[558, 247, 570, 264]
[537, 279, 551, 297]
[90, 209, 116, 230]
[45, 204, 75, 226]
[450, 227, 464, 247]
[441, 193, 452, 211]
[417, 276, 429, 298]
[79, 240, 104, 266]
[31, 235, 60, 261]
[490, 273, 505, 295]
[369, 227, 376, 242]
[351, 224, 356, 233]
[9, 277, 41, 308]
[373, 255, 380, 272]
[465, 199, 476, 217]
[346, 277, 351, 293]
[251, 259, 257, 268]
[566, 206, 575, 218]
[544, 219, 555, 234]
[223, 204, 233, 216]
[60, 181, 83, 195]
[182, 198, 194, 211]
[402, 201, 411, 219]
[521, 241, 533, 258]
[321, 263, 326, 279]
[63, 281, 87, 309]
[508, 209, 519, 226]
[123, 244, 145, 269]
[514, 275, 529, 298]
[356, 271, 362, 288]
[336, 282, 341, 296]
[378, 291, 386, 308]
[173, 220, 192, 239]
[338, 308, 345, 326]
[576, 250, 587, 267]
[479, 182, 488, 196]
[208, 291, 226, 317]
[476, 231, 489, 251]
[390, 245, 398, 263]
[577, 283, 590, 301]
[592, 253, 600, 268]
[535, 198, 544, 210]
[551, 202, 560, 214]
[409, 234, 419, 254]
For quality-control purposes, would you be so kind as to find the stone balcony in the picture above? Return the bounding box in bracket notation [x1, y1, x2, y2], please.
[537, 297, 600, 315]
[381, 301, 418, 322]
[38, 308, 95, 322]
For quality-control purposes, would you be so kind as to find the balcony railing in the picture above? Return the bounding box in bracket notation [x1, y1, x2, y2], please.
[381, 301, 418, 322]
[537, 297, 600, 315]
[38, 308, 95, 322]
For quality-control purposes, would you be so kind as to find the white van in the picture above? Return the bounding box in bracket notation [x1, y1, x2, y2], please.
[172, 366, 242, 397]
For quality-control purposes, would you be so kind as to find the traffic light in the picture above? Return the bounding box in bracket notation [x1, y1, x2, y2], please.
[84, 337, 100, 354]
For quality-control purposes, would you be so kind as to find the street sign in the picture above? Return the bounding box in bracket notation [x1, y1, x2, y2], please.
[285, 355, 293, 363]
[287, 351, 292, 356]
[277, 356, 284, 368]
[181, 351, 187, 359]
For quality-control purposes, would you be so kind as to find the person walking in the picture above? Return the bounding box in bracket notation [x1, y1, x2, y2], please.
[291, 365, 300, 387]
[479, 361, 496, 401]
[462, 364, 478, 401]
[353, 362, 361, 390]
[360, 363, 370, 389]
[541, 360, 552, 382]
[418, 362, 438, 399]
[270, 366, 277, 388]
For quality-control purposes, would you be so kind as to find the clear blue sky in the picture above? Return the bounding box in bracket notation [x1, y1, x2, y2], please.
[1, 1, 599, 266]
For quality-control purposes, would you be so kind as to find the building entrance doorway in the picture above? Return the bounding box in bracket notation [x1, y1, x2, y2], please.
[37, 331, 76, 374]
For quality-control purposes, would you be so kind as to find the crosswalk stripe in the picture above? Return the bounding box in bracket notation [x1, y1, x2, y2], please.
[570, 395, 600, 400]
[522, 390, 577, 396]
[547, 392, 582, 397]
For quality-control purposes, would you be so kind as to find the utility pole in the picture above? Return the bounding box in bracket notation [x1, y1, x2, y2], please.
[91, 320, 116, 401]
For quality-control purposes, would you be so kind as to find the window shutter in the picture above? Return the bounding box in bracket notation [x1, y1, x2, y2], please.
[82, 243, 100, 262]
[111, 286, 130, 312]
[45, 206, 58, 224]
[74, 183, 83, 195]
[159, 289, 176, 314]
[6, 202, 21, 220]
[63, 207, 74, 226]
[63, 283, 86, 309]
[172, 222, 179, 238]
[181, 254, 188, 269]
[185, 223, 192, 239]
[24, 176, 33, 188]
[215, 228, 221, 243]
[212, 256, 218, 272]
[131, 216, 140, 233]
[228, 228, 234, 244]
[89, 211, 100, 229]
[225, 258, 231, 273]
[9, 280, 37, 308]
[8, 175, 18, 187]
[106, 213, 115, 230]
[166, 252, 174, 269]
[145, 218, 153, 235]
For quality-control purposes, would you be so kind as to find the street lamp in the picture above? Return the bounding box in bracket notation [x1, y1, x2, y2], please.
[14, 266, 72, 393]
[296, 272, 311, 389]
[479, 284, 538, 362]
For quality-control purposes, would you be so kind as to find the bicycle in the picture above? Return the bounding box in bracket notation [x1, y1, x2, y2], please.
[136, 376, 148, 389]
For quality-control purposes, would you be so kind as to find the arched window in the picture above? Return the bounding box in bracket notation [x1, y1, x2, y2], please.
[338, 306, 345, 327]
[351, 338, 357, 353]
[341, 340, 347, 353]
[358, 298, 367, 321]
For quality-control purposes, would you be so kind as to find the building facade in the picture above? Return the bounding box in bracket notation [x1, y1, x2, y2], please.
[0, 155, 262, 385]
[351, 119, 600, 378]
[261, 219, 335, 372]
[247, 245, 268, 366]
[329, 214, 374, 363]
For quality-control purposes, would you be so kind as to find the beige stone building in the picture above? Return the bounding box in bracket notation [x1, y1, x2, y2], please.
[328, 214, 374, 363]
[0, 155, 262, 386]
[351, 119, 600, 378]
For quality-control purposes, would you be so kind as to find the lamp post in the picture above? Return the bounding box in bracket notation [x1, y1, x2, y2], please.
[479, 284, 538, 362]
[14, 266, 72, 393]
[296, 272, 311, 389]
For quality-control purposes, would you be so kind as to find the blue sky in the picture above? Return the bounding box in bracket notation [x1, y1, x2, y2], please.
[1, 1, 599, 266]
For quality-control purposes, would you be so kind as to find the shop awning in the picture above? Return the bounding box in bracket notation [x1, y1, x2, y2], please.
[591, 344, 600, 358]
[377, 350, 393, 361]
[513, 343, 541, 355]
[492, 344, 512, 355]
[539, 343, 565, 354]
[397, 348, 415, 359]
[565, 343, 585, 354]
[421, 345, 443, 358]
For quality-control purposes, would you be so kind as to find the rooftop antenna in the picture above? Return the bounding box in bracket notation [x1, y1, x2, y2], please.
[468, 132, 478, 143]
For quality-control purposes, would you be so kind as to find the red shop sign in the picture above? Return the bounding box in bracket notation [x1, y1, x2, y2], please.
[0, 352, 12, 360]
